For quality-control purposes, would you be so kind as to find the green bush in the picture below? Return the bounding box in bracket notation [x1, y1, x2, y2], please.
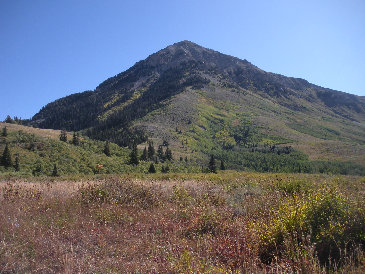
[272, 178, 310, 195]
[257, 187, 365, 265]
[171, 186, 194, 207]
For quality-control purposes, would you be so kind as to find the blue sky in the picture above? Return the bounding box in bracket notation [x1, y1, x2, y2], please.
[1, 0, 364, 120]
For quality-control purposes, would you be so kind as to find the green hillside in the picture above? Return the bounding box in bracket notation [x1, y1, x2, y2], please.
[0, 123, 202, 176]
[1, 121, 364, 176]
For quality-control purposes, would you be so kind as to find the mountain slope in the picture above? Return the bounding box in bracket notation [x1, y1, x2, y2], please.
[30, 41, 365, 167]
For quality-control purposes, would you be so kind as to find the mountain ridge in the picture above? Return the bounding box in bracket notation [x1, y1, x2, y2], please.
[34, 40, 365, 120]
[29, 41, 365, 168]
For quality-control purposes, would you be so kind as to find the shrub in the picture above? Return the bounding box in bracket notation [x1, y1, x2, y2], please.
[257, 187, 365, 266]
[172, 251, 213, 273]
[2, 183, 43, 201]
[171, 186, 194, 207]
[80, 180, 161, 209]
[92, 207, 132, 225]
[272, 178, 310, 195]
[215, 233, 256, 271]
[199, 192, 226, 207]
[184, 207, 221, 237]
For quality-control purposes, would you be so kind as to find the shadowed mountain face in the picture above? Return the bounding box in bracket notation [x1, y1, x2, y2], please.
[30, 41, 365, 166]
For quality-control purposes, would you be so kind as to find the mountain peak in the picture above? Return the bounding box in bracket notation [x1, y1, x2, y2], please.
[153, 40, 213, 61]
[172, 40, 199, 47]
[167, 40, 212, 53]
[142, 40, 251, 73]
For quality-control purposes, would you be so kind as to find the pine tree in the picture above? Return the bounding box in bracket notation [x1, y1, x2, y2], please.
[148, 163, 156, 173]
[2, 144, 12, 168]
[4, 115, 15, 124]
[32, 161, 43, 176]
[147, 142, 155, 160]
[129, 144, 139, 165]
[103, 141, 111, 156]
[161, 165, 170, 173]
[52, 164, 59, 177]
[157, 145, 164, 161]
[59, 130, 67, 142]
[220, 160, 226, 170]
[14, 116, 21, 124]
[2, 126, 7, 137]
[140, 147, 148, 161]
[72, 132, 80, 146]
[165, 146, 173, 161]
[14, 154, 20, 171]
[208, 155, 217, 173]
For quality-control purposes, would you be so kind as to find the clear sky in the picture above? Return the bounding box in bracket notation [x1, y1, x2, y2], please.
[1, 0, 364, 120]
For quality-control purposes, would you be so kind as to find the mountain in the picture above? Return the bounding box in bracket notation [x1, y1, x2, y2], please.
[29, 41, 365, 170]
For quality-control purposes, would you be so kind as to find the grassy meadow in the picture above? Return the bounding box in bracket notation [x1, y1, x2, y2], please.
[1, 172, 364, 273]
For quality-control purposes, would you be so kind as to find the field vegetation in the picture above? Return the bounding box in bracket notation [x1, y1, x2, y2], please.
[1, 172, 364, 272]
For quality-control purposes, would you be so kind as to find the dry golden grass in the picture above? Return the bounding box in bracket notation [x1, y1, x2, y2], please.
[0, 179, 101, 201]
[0, 122, 72, 140]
